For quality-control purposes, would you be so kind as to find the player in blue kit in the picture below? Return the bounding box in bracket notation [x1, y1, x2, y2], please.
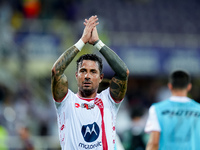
[145, 70, 200, 150]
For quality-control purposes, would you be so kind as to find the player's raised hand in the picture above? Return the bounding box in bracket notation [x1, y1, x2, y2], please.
[89, 26, 99, 45]
[84, 16, 99, 45]
[81, 15, 99, 44]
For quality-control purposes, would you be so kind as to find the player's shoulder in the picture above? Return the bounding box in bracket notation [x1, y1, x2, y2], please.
[153, 99, 170, 107]
[190, 99, 200, 107]
[64, 89, 76, 99]
[97, 87, 110, 97]
[59, 89, 76, 103]
[97, 87, 120, 105]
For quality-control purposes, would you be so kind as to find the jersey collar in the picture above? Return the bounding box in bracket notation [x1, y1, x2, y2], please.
[76, 94, 96, 102]
[169, 96, 191, 103]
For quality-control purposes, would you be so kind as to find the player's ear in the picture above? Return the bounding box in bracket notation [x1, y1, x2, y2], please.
[187, 83, 192, 92]
[99, 73, 104, 83]
[168, 83, 173, 90]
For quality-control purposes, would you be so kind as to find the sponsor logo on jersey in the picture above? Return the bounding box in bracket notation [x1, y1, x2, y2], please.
[75, 103, 80, 108]
[79, 141, 102, 149]
[81, 122, 100, 142]
[162, 109, 200, 117]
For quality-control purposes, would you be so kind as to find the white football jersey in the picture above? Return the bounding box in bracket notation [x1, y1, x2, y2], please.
[54, 88, 122, 150]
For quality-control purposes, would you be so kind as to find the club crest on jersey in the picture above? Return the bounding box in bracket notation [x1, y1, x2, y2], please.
[81, 103, 95, 110]
[81, 122, 100, 142]
[75, 103, 95, 110]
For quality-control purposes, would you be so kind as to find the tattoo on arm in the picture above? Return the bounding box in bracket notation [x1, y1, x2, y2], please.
[51, 74, 68, 101]
[99, 45, 129, 101]
[99, 45, 129, 80]
[54, 46, 79, 76]
[51, 46, 79, 101]
[110, 77, 128, 102]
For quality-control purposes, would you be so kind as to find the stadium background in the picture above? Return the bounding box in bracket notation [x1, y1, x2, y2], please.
[0, 0, 200, 149]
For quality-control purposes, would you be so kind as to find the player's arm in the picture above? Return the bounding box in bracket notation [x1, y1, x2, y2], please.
[51, 16, 99, 102]
[146, 131, 160, 150]
[85, 25, 129, 102]
[99, 45, 129, 102]
[51, 46, 79, 102]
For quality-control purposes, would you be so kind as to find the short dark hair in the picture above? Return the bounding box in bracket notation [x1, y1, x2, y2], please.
[76, 54, 103, 74]
[169, 70, 191, 89]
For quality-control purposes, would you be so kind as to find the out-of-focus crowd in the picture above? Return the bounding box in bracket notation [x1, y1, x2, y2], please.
[1, 0, 200, 149]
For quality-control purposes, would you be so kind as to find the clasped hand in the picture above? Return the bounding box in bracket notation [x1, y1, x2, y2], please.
[81, 15, 99, 45]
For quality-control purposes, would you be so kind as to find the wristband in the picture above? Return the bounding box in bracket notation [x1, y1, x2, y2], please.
[93, 40, 100, 46]
[74, 39, 85, 51]
[94, 40, 105, 50]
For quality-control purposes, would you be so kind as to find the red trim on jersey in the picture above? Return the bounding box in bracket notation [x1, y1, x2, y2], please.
[94, 98, 108, 150]
[53, 90, 68, 103]
[76, 94, 96, 102]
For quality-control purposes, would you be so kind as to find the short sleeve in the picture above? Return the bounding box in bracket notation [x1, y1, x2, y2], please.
[54, 89, 71, 109]
[144, 105, 161, 133]
[99, 88, 122, 114]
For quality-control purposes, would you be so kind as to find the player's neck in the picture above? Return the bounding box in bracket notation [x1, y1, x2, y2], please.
[77, 91, 97, 99]
[171, 89, 188, 97]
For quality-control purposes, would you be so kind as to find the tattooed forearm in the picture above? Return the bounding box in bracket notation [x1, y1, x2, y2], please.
[110, 77, 128, 101]
[53, 46, 79, 76]
[99, 45, 129, 80]
[99, 45, 129, 101]
[51, 73, 68, 100]
[51, 46, 79, 101]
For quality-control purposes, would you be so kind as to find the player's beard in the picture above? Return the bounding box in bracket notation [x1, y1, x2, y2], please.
[82, 88, 95, 97]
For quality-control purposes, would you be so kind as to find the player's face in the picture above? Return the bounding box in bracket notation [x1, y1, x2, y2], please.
[76, 60, 103, 96]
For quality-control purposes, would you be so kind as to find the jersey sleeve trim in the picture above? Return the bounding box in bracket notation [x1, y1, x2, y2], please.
[53, 90, 68, 103]
[109, 93, 124, 104]
[144, 105, 161, 133]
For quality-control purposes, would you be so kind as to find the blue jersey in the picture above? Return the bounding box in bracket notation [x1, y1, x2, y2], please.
[153, 98, 200, 150]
